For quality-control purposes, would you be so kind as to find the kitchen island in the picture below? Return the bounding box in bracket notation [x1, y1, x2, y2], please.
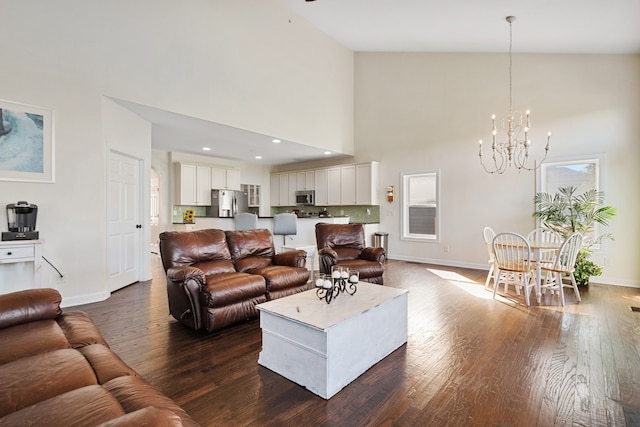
[174, 216, 352, 270]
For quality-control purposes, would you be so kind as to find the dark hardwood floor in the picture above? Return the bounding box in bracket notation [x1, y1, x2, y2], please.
[74, 256, 640, 426]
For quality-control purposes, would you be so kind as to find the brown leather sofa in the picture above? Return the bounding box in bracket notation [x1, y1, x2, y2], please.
[0, 288, 198, 426]
[315, 223, 386, 285]
[159, 228, 310, 332]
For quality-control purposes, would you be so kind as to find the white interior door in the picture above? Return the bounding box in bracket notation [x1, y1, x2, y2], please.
[108, 151, 141, 292]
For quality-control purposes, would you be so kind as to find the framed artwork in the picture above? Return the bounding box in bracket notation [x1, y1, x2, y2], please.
[0, 99, 54, 183]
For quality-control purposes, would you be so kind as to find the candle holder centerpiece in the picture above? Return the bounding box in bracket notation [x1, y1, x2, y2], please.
[315, 266, 358, 304]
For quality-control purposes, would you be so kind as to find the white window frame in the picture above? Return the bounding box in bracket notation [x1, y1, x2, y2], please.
[536, 154, 606, 249]
[400, 170, 440, 242]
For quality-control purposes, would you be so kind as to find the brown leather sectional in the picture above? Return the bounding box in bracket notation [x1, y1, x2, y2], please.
[0, 288, 198, 426]
[159, 228, 310, 332]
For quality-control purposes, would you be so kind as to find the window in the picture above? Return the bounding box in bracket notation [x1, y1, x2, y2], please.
[538, 155, 604, 247]
[401, 171, 439, 241]
[539, 157, 600, 196]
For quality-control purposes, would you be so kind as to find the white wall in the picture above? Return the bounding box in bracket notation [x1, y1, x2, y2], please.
[354, 53, 640, 287]
[0, 1, 354, 304]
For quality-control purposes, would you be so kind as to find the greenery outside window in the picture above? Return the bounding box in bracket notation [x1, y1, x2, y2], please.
[537, 155, 603, 247]
[401, 171, 439, 242]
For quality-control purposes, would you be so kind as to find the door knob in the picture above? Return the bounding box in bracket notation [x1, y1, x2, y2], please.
[136, 224, 142, 229]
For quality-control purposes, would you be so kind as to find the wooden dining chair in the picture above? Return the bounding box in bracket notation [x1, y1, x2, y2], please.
[492, 232, 537, 306]
[540, 232, 583, 306]
[482, 226, 497, 290]
[526, 228, 562, 265]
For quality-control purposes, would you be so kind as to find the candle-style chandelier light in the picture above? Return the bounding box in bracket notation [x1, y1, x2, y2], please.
[478, 16, 551, 174]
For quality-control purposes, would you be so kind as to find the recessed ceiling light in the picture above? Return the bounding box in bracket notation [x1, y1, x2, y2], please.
[202, 147, 211, 151]
[255, 155, 263, 160]
[324, 151, 332, 155]
[272, 139, 281, 143]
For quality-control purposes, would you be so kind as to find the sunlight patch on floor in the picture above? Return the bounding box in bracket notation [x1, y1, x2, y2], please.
[427, 268, 512, 303]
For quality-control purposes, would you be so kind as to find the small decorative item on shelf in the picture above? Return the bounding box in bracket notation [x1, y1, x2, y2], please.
[315, 266, 358, 304]
[183, 209, 194, 224]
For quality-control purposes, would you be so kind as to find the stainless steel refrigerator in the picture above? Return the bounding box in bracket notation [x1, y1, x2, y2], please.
[206, 190, 249, 217]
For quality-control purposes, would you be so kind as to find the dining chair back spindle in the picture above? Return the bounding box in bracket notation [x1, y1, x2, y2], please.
[482, 227, 497, 290]
[540, 232, 584, 306]
[492, 232, 537, 306]
[526, 228, 562, 265]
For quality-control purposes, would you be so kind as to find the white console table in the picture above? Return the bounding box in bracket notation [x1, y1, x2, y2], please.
[0, 240, 43, 291]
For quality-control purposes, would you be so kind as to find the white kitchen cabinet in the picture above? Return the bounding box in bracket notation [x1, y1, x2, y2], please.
[211, 167, 241, 191]
[296, 170, 315, 191]
[280, 173, 291, 206]
[176, 163, 197, 205]
[314, 169, 328, 206]
[196, 165, 212, 205]
[268, 172, 291, 207]
[327, 167, 341, 206]
[340, 164, 356, 205]
[227, 169, 241, 191]
[356, 161, 379, 205]
[270, 174, 280, 207]
[288, 173, 297, 205]
[242, 184, 261, 208]
[175, 162, 211, 206]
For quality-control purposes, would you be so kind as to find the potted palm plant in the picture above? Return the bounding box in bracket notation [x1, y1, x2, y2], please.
[533, 186, 617, 286]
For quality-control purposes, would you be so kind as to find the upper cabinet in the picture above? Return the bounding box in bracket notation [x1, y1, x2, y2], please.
[355, 161, 379, 205]
[314, 169, 328, 206]
[296, 170, 315, 191]
[175, 162, 212, 206]
[211, 167, 240, 191]
[327, 167, 342, 206]
[270, 161, 379, 207]
[340, 164, 356, 205]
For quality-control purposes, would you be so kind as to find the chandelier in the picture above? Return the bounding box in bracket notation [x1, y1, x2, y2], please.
[478, 16, 551, 174]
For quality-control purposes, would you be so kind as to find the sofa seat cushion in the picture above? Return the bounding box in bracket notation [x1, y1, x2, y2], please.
[0, 384, 127, 426]
[249, 265, 310, 292]
[104, 375, 199, 426]
[336, 259, 384, 279]
[0, 348, 98, 417]
[202, 272, 266, 308]
[79, 344, 139, 384]
[0, 319, 70, 364]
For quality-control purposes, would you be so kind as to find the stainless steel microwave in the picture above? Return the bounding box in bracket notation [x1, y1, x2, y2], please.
[295, 190, 315, 206]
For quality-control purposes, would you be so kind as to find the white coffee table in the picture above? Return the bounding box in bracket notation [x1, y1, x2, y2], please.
[256, 282, 408, 399]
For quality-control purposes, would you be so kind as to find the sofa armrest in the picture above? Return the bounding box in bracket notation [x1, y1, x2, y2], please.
[318, 247, 338, 274]
[318, 247, 338, 260]
[0, 288, 62, 330]
[361, 247, 386, 264]
[166, 266, 205, 284]
[273, 250, 307, 268]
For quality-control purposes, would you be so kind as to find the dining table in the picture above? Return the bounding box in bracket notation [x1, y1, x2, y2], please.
[527, 239, 562, 303]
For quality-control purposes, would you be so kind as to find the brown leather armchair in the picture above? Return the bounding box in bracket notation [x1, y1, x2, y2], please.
[315, 223, 386, 285]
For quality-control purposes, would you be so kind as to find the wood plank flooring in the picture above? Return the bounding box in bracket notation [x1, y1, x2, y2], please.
[74, 257, 640, 426]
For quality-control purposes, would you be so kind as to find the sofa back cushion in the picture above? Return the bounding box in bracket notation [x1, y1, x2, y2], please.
[315, 223, 366, 256]
[159, 229, 236, 274]
[225, 229, 275, 270]
[0, 288, 62, 330]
